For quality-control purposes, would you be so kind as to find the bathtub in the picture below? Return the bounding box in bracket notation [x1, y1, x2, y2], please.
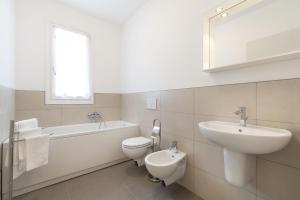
[12, 121, 139, 196]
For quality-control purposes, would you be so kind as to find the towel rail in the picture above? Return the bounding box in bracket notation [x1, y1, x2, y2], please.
[8, 120, 15, 200]
[6, 121, 46, 199]
[7, 121, 23, 200]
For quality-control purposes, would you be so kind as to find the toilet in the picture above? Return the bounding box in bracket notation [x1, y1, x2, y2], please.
[122, 137, 153, 166]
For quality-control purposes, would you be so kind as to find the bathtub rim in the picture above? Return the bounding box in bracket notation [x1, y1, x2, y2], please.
[43, 120, 139, 140]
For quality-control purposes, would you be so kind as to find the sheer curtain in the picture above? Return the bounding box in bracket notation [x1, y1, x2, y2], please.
[52, 27, 92, 100]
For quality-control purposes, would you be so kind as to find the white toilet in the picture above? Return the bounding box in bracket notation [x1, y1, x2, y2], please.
[122, 137, 153, 166]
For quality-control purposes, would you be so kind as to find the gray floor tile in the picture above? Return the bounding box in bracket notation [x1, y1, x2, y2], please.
[14, 161, 202, 200]
[13, 182, 70, 200]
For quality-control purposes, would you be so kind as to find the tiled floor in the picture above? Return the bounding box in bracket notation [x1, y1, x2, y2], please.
[14, 161, 203, 200]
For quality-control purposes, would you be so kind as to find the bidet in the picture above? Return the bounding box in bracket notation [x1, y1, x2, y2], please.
[145, 148, 186, 186]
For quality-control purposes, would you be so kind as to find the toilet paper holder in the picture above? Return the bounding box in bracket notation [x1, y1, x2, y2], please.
[151, 119, 161, 151]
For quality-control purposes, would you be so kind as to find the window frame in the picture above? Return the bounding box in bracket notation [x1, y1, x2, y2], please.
[45, 23, 94, 105]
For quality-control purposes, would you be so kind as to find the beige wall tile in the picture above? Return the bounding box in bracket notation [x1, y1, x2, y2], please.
[125, 92, 161, 135]
[95, 93, 121, 108]
[15, 90, 60, 110]
[161, 88, 194, 113]
[139, 126, 153, 138]
[16, 109, 61, 127]
[62, 107, 121, 125]
[121, 93, 144, 123]
[257, 79, 300, 123]
[160, 130, 173, 149]
[195, 83, 257, 119]
[138, 110, 160, 128]
[96, 107, 121, 121]
[257, 159, 300, 200]
[194, 141, 225, 178]
[162, 133, 194, 167]
[15, 91, 122, 127]
[161, 112, 194, 140]
[195, 168, 256, 200]
[178, 165, 195, 193]
[258, 121, 300, 169]
[177, 136, 194, 167]
[60, 104, 95, 109]
[61, 108, 94, 125]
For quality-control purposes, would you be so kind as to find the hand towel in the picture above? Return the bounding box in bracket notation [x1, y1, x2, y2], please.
[4, 127, 46, 179]
[15, 118, 38, 132]
[4, 138, 26, 179]
[25, 132, 49, 171]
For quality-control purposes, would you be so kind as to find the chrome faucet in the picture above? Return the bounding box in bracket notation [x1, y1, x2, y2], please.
[169, 141, 178, 153]
[87, 112, 106, 128]
[234, 106, 248, 127]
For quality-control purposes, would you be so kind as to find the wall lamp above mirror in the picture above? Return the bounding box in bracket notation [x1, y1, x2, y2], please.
[203, 0, 300, 72]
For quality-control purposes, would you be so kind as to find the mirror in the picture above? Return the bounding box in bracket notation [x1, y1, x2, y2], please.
[203, 0, 300, 72]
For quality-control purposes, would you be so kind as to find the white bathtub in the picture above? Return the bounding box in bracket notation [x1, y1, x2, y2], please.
[12, 121, 139, 196]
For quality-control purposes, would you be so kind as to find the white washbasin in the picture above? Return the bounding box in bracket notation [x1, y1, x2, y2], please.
[198, 121, 292, 187]
[198, 121, 292, 154]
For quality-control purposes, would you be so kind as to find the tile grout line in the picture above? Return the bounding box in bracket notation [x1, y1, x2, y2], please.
[258, 157, 300, 171]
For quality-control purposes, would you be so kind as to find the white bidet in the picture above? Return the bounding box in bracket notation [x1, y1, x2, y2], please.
[145, 149, 186, 186]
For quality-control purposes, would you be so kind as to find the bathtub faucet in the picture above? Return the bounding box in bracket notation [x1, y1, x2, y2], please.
[87, 112, 106, 128]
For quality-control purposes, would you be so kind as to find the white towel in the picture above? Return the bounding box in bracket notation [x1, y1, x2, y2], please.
[19, 128, 43, 170]
[10, 140, 26, 179]
[15, 118, 38, 132]
[5, 127, 49, 179]
[4, 137, 26, 179]
[25, 133, 49, 171]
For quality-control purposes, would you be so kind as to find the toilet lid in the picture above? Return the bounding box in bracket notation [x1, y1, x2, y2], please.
[122, 137, 152, 148]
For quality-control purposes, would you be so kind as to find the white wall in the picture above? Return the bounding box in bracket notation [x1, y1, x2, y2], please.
[0, 0, 15, 88]
[15, 0, 122, 93]
[121, 0, 300, 93]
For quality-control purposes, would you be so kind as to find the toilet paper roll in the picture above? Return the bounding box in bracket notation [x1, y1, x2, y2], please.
[152, 126, 160, 135]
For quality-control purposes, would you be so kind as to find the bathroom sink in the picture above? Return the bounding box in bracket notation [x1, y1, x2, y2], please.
[198, 121, 292, 187]
[198, 121, 292, 154]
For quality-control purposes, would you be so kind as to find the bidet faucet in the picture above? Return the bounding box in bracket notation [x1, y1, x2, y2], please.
[234, 106, 248, 127]
[169, 141, 178, 153]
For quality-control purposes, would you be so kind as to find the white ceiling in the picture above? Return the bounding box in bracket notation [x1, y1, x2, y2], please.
[54, 0, 149, 24]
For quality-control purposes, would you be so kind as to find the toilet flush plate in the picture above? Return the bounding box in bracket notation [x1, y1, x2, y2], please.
[146, 97, 157, 110]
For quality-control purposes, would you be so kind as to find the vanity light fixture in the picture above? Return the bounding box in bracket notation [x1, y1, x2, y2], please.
[221, 12, 228, 17]
[216, 7, 223, 13]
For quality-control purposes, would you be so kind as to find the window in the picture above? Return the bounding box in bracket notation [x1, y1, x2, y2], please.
[46, 25, 93, 104]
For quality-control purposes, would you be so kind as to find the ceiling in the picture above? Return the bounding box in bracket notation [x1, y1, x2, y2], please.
[55, 0, 149, 24]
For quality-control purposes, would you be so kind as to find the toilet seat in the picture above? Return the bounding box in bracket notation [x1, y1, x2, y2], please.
[122, 137, 152, 149]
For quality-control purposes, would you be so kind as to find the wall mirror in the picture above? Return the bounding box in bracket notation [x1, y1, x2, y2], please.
[203, 0, 300, 72]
